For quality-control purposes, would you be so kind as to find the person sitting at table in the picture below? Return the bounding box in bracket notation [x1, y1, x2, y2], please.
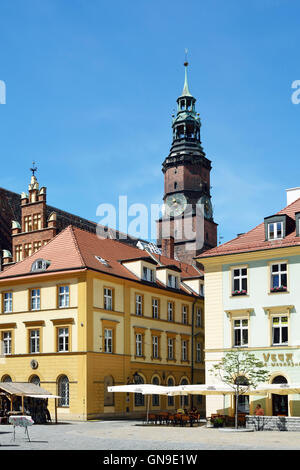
[254, 404, 264, 416]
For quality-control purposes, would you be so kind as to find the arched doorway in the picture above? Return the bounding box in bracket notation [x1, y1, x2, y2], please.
[272, 375, 288, 416]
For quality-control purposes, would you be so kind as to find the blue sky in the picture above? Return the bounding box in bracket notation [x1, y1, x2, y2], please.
[1, 0, 300, 244]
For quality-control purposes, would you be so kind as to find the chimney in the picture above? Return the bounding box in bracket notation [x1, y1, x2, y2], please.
[286, 187, 300, 206]
[161, 237, 174, 259]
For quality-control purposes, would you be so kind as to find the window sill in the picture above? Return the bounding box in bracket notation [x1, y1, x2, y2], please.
[151, 356, 162, 361]
[271, 343, 288, 347]
[231, 293, 249, 298]
[269, 290, 289, 295]
[134, 355, 145, 360]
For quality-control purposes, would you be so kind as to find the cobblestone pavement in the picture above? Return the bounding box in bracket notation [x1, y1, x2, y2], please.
[0, 420, 300, 450]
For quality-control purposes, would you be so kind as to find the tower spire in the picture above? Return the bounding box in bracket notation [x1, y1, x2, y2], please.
[181, 50, 192, 97]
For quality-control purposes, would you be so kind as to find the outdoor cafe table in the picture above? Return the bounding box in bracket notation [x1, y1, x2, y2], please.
[8, 415, 34, 441]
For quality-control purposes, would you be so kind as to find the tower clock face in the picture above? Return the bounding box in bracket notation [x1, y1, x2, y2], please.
[198, 196, 213, 219]
[164, 193, 187, 217]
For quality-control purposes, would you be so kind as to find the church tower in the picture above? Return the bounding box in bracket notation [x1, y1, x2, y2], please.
[157, 61, 217, 265]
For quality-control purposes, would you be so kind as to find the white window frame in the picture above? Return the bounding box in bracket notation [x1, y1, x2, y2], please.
[30, 329, 40, 354]
[272, 315, 288, 346]
[142, 267, 155, 283]
[167, 302, 174, 322]
[31, 289, 41, 311]
[168, 338, 174, 360]
[104, 288, 113, 311]
[104, 328, 113, 353]
[135, 294, 143, 316]
[152, 336, 159, 359]
[182, 340, 188, 361]
[232, 267, 248, 294]
[168, 274, 179, 289]
[58, 327, 69, 352]
[233, 318, 249, 347]
[136, 334, 143, 356]
[268, 221, 283, 240]
[152, 298, 159, 319]
[270, 262, 288, 291]
[3, 292, 12, 313]
[196, 307, 202, 327]
[196, 342, 201, 362]
[182, 305, 188, 324]
[2, 331, 11, 355]
[59, 285, 70, 308]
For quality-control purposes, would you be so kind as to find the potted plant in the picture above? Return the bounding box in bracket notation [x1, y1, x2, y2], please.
[211, 417, 224, 428]
[270, 285, 287, 293]
[232, 290, 247, 296]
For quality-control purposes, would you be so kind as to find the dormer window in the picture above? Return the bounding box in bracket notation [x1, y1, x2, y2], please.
[268, 222, 283, 240]
[142, 266, 155, 283]
[168, 274, 179, 289]
[264, 215, 288, 241]
[31, 259, 51, 273]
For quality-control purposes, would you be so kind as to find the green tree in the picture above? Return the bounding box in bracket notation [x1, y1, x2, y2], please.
[210, 351, 270, 429]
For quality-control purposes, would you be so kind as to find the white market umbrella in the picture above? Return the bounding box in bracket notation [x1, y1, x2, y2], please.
[165, 383, 239, 396]
[108, 384, 170, 423]
[247, 383, 300, 396]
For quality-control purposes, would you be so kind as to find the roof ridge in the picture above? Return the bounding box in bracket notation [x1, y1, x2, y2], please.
[69, 225, 87, 267]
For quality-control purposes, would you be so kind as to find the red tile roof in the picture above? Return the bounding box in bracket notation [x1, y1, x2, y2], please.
[0, 226, 201, 294]
[197, 197, 300, 259]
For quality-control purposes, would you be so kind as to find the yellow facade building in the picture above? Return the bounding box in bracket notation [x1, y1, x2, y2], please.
[0, 223, 204, 421]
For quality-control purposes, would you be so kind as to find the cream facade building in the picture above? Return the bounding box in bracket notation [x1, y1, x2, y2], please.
[198, 190, 300, 418]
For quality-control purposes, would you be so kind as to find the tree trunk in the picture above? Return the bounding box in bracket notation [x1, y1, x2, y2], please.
[235, 390, 239, 429]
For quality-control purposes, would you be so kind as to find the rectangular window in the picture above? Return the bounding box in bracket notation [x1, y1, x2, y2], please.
[135, 295, 143, 316]
[104, 328, 113, 353]
[167, 338, 174, 360]
[168, 275, 179, 289]
[182, 340, 188, 361]
[31, 289, 41, 311]
[59, 286, 70, 308]
[24, 215, 32, 232]
[136, 334, 143, 357]
[268, 222, 283, 240]
[196, 307, 202, 327]
[2, 331, 12, 355]
[271, 263, 287, 292]
[182, 305, 188, 324]
[272, 316, 288, 345]
[167, 302, 174, 322]
[58, 327, 69, 352]
[196, 342, 202, 362]
[233, 319, 248, 347]
[232, 267, 248, 295]
[33, 241, 42, 252]
[152, 336, 159, 359]
[30, 329, 40, 353]
[33, 213, 42, 231]
[152, 298, 159, 319]
[3, 292, 12, 313]
[24, 243, 32, 258]
[142, 267, 155, 283]
[15, 245, 23, 262]
[104, 288, 113, 311]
